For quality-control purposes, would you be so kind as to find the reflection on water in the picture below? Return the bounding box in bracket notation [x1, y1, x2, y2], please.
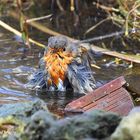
[35, 91, 83, 116]
[0, 32, 38, 102]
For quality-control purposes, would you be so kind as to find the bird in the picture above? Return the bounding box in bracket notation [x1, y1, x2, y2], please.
[26, 36, 96, 94]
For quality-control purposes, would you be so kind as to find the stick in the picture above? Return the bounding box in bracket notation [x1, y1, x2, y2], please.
[90, 45, 140, 64]
[0, 20, 45, 48]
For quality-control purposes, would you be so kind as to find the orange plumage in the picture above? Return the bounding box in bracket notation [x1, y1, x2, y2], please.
[26, 36, 96, 93]
[44, 48, 73, 86]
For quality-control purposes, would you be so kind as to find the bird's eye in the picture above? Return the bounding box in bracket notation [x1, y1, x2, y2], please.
[63, 48, 65, 51]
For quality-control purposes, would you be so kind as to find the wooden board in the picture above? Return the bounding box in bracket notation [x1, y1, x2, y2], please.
[65, 76, 134, 116]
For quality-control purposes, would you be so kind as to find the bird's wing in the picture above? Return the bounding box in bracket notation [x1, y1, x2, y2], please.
[25, 57, 48, 90]
[25, 69, 47, 90]
[67, 55, 96, 94]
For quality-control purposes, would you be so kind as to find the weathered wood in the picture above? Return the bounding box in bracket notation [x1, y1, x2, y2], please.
[65, 76, 134, 116]
[65, 76, 126, 110]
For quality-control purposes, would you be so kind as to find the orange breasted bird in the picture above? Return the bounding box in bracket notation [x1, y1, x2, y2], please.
[26, 36, 96, 94]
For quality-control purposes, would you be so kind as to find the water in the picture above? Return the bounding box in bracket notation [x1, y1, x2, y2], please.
[0, 30, 83, 115]
[0, 2, 139, 116]
[0, 32, 35, 102]
[0, 28, 132, 116]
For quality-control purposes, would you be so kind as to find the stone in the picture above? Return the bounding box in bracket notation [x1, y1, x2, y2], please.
[0, 99, 121, 140]
[21, 110, 121, 140]
[125, 74, 140, 96]
[0, 99, 49, 118]
[0, 99, 54, 139]
[111, 111, 140, 140]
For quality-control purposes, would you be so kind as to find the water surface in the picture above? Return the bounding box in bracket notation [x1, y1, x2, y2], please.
[0, 4, 139, 116]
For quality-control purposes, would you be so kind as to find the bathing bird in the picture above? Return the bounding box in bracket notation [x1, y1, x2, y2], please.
[26, 36, 96, 94]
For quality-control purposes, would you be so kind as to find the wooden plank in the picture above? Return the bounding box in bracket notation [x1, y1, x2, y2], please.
[82, 88, 126, 111]
[84, 88, 131, 111]
[65, 76, 126, 111]
[65, 77, 134, 116]
[106, 100, 134, 116]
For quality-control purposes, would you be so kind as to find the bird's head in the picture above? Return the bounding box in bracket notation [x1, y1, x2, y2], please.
[45, 36, 68, 54]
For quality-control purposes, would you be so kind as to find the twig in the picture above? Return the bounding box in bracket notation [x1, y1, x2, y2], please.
[93, 2, 119, 12]
[82, 30, 125, 43]
[70, 0, 75, 11]
[9, 11, 63, 36]
[0, 20, 45, 48]
[85, 17, 111, 35]
[81, 43, 140, 64]
[82, 28, 140, 43]
[56, 0, 65, 12]
[26, 14, 52, 23]
[9, 10, 74, 41]
[125, 3, 140, 35]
